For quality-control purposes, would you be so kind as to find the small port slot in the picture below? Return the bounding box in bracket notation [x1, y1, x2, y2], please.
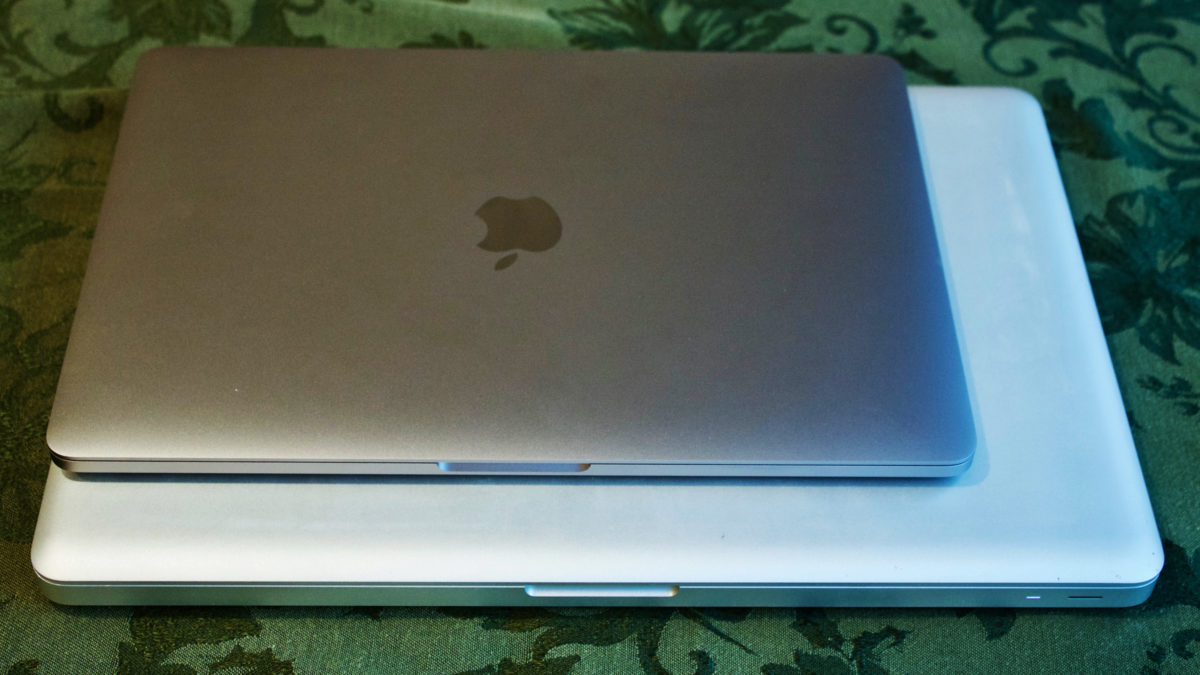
[1068, 595, 1102, 599]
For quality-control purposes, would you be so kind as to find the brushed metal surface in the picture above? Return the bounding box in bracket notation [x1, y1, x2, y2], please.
[47, 48, 974, 475]
[31, 88, 1162, 607]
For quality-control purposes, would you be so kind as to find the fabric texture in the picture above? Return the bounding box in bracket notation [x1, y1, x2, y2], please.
[1, 1, 1199, 672]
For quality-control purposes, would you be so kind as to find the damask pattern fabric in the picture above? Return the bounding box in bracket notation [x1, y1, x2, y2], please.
[0, 1, 1198, 673]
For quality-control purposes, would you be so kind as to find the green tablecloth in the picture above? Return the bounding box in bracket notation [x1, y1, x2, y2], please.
[2, 1, 1198, 672]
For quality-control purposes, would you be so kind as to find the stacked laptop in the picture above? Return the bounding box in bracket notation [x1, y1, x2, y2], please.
[30, 48, 1162, 606]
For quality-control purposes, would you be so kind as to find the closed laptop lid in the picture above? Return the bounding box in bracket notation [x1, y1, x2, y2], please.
[33, 88, 1162, 608]
[46, 48, 974, 476]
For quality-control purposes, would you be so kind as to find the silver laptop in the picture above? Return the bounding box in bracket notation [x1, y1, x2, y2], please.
[47, 48, 974, 477]
[31, 88, 1162, 606]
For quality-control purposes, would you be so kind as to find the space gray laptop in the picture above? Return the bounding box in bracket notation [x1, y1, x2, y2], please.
[31, 88, 1162, 606]
[46, 48, 974, 477]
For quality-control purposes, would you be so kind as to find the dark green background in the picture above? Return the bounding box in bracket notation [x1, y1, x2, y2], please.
[2, 1, 1199, 672]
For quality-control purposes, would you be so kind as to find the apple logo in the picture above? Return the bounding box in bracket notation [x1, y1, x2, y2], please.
[475, 196, 562, 270]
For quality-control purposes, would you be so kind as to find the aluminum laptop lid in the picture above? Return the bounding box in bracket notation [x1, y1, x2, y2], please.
[46, 48, 975, 476]
[32, 88, 1161, 607]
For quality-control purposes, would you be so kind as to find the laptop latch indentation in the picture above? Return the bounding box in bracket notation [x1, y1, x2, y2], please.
[436, 462, 590, 473]
[524, 584, 680, 598]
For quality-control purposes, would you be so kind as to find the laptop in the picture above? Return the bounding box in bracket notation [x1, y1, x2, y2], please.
[44, 48, 975, 478]
[31, 87, 1162, 606]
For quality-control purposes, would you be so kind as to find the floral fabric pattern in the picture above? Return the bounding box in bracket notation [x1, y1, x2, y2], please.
[1, 1, 1198, 672]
